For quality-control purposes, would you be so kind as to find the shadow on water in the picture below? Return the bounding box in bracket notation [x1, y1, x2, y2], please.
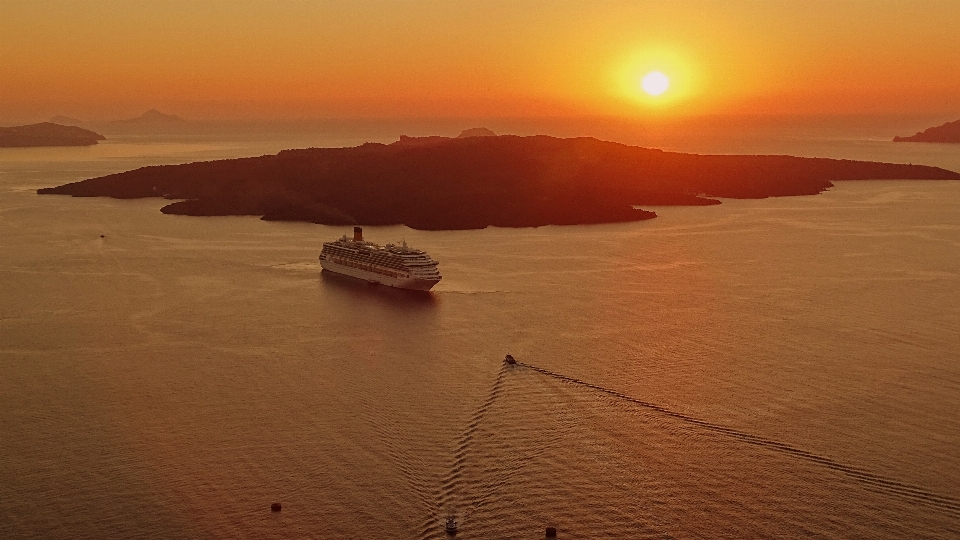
[320, 269, 439, 309]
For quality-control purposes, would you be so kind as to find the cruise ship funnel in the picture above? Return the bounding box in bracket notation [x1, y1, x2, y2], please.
[354, 226, 363, 242]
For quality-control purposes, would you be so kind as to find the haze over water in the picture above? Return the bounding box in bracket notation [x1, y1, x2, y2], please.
[2, 123, 960, 539]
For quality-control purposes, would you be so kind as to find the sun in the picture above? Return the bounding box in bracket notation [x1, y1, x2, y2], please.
[613, 49, 695, 109]
[641, 71, 670, 96]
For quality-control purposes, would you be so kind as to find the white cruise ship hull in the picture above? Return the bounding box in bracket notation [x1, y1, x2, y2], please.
[320, 259, 440, 291]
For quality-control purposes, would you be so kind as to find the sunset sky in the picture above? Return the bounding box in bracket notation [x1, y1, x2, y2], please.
[2, 0, 960, 122]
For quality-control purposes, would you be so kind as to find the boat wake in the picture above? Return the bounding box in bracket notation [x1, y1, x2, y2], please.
[514, 360, 960, 515]
[429, 363, 509, 536]
[427, 359, 573, 538]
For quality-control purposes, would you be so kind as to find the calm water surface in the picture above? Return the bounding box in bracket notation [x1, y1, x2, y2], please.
[1, 126, 959, 538]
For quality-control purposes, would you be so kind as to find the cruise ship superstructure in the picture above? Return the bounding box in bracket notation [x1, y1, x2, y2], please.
[320, 227, 441, 290]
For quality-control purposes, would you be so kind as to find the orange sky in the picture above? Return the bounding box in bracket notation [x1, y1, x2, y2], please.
[2, 0, 959, 122]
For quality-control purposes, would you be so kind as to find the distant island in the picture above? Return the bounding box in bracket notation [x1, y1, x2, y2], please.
[38, 134, 960, 230]
[457, 127, 497, 138]
[48, 115, 86, 127]
[893, 118, 960, 143]
[112, 109, 186, 125]
[0, 122, 105, 148]
[44, 111, 187, 127]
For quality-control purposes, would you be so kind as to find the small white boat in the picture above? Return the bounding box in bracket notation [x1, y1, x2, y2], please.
[445, 517, 458, 535]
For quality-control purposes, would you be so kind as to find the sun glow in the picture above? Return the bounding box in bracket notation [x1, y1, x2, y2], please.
[641, 71, 670, 96]
[612, 47, 698, 113]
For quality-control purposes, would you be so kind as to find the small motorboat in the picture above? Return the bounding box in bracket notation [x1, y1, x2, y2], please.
[445, 517, 458, 535]
[504, 354, 516, 365]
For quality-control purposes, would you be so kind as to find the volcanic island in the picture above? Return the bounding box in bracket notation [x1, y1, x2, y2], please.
[1, 123, 105, 148]
[894, 118, 960, 143]
[38, 133, 960, 230]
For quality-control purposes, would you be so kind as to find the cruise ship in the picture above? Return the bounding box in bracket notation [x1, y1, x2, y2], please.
[319, 227, 441, 290]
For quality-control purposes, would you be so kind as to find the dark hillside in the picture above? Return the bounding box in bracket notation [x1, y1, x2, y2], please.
[894, 119, 960, 143]
[38, 135, 960, 230]
[0, 123, 105, 147]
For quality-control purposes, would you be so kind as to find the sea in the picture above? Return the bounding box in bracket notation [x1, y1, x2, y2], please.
[1, 117, 959, 539]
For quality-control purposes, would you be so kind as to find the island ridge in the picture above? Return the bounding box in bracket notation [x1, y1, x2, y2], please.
[38, 134, 960, 230]
[894, 118, 960, 143]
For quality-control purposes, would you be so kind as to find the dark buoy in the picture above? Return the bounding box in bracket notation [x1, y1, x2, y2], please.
[271, 502, 282, 512]
[100, 235, 105, 238]
[545, 526, 557, 537]
[504, 354, 516, 365]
